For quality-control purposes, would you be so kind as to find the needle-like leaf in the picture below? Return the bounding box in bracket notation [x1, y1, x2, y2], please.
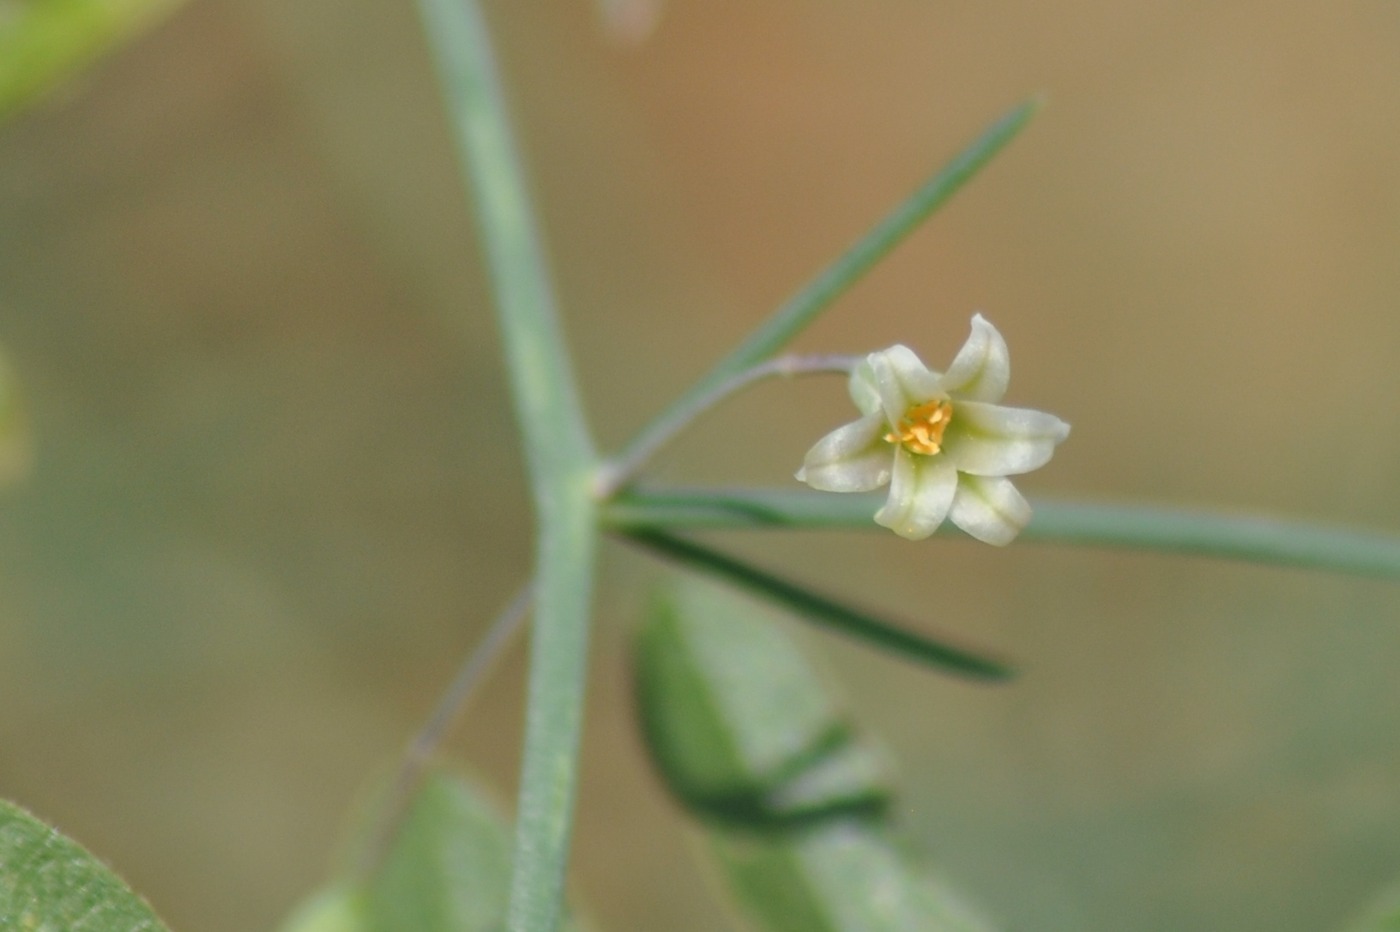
[611, 98, 1041, 488]
[623, 529, 1013, 680]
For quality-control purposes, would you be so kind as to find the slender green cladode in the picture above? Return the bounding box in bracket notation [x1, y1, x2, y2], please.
[606, 97, 1040, 491]
[625, 528, 1012, 679]
[415, 2, 598, 929]
[607, 487, 1400, 580]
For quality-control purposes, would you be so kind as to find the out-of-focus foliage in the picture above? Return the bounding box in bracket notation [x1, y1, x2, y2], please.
[1344, 881, 1400, 932]
[0, 0, 187, 121]
[636, 577, 992, 930]
[0, 797, 169, 930]
[637, 577, 892, 825]
[278, 886, 365, 932]
[361, 770, 515, 932]
[712, 824, 993, 932]
[282, 770, 584, 932]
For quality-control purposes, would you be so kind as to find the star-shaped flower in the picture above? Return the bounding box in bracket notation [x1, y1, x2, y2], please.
[795, 314, 1069, 545]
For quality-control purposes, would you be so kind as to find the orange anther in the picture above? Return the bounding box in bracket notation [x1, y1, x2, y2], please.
[883, 400, 953, 455]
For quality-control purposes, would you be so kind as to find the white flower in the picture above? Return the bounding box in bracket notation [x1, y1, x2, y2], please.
[796, 314, 1069, 545]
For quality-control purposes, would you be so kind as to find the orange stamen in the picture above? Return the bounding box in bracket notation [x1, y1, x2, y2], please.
[884, 400, 953, 455]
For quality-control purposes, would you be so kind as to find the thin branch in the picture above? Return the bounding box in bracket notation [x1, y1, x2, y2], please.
[594, 354, 858, 498]
[353, 583, 534, 881]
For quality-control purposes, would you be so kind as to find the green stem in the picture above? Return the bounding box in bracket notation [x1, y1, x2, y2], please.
[610, 98, 1040, 489]
[605, 487, 1400, 580]
[415, 2, 599, 929]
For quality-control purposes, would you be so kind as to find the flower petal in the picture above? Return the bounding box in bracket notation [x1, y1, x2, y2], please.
[867, 345, 944, 425]
[943, 400, 1070, 476]
[948, 475, 1031, 546]
[939, 313, 1010, 403]
[847, 358, 883, 417]
[796, 412, 893, 492]
[874, 448, 957, 540]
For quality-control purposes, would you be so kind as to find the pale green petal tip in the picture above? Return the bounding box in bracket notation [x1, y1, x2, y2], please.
[873, 344, 943, 416]
[949, 476, 1032, 546]
[940, 312, 1011, 402]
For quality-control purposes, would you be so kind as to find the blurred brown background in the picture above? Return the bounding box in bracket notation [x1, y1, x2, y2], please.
[3, 1, 1400, 929]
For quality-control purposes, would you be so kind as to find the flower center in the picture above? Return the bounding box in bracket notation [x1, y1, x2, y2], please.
[884, 399, 953, 455]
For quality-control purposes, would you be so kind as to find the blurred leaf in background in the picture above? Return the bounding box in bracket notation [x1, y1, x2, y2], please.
[637, 576, 994, 930]
[0, 0, 188, 121]
[282, 768, 587, 932]
[278, 886, 364, 932]
[1344, 879, 1400, 932]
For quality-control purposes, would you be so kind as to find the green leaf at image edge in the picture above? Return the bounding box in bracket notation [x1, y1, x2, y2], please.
[0, 0, 190, 122]
[0, 798, 170, 931]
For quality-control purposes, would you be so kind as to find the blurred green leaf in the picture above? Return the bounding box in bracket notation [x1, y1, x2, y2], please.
[637, 578, 891, 825]
[1344, 880, 1400, 931]
[635, 577, 996, 930]
[278, 886, 367, 932]
[0, 797, 169, 931]
[0, 0, 190, 121]
[713, 822, 994, 932]
[361, 770, 516, 932]
[282, 769, 587, 932]
[0, 0, 189, 121]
